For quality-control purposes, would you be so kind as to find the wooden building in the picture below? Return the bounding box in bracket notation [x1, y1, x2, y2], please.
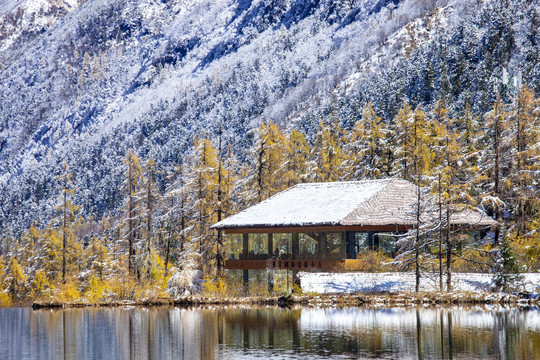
[211, 179, 496, 291]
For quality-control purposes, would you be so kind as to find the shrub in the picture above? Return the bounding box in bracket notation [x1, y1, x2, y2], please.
[0, 291, 11, 307]
[30, 270, 53, 300]
[56, 281, 81, 302]
[355, 251, 393, 272]
[202, 276, 228, 297]
[84, 276, 110, 303]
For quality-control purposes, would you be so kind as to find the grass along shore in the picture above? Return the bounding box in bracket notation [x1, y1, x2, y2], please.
[30, 291, 539, 310]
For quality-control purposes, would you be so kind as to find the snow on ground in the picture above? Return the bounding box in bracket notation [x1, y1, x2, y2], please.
[299, 272, 540, 294]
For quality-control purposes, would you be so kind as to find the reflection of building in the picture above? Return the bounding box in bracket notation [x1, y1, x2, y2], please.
[212, 179, 496, 290]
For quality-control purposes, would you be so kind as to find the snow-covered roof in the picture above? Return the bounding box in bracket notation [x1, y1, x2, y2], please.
[213, 179, 495, 230]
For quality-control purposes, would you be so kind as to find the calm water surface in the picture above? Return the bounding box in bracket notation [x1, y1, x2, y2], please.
[1, 305, 540, 359]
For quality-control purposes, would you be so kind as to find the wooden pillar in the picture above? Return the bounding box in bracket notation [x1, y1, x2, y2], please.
[267, 233, 274, 293]
[243, 233, 249, 259]
[268, 233, 273, 258]
[243, 233, 249, 292]
[292, 233, 299, 260]
[291, 233, 300, 290]
[340, 232, 346, 258]
[318, 233, 327, 257]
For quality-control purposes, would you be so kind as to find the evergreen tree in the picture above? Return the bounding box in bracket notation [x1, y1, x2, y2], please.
[340, 103, 385, 180]
[479, 96, 511, 244]
[186, 136, 218, 274]
[492, 229, 523, 293]
[508, 86, 540, 233]
[165, 162, 192, 277]
[122, 150, 144, 276]
[138, 158, 162, 279]
[55, 162, 80, 283]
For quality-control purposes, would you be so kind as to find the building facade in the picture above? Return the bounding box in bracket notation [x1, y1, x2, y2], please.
[212, 179, 496, 291]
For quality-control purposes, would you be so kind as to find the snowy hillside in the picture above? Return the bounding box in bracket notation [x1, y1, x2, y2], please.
[0, 0, 539, 234]
[0, 0, 82, 52]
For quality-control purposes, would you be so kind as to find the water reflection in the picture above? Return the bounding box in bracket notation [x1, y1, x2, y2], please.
[1, 306, 540, 359]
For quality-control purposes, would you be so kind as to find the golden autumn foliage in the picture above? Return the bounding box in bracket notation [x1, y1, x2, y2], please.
[202, 276, 228, 297]
[30, 270, 53, 300]
[354, 251, 393, 272]
[1, 88, 539, 305]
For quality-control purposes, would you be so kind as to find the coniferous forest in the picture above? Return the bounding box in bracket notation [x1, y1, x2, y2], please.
[0, 0, 539, 304]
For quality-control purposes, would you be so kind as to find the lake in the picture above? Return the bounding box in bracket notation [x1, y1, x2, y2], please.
[1, 305, 539, 359]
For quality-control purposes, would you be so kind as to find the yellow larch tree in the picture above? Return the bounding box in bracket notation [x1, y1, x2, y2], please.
[284, 129, 311, 187]
[243, 121, 288, 204]
[312, 118, 343, 182]
[187, 136, 218, 274]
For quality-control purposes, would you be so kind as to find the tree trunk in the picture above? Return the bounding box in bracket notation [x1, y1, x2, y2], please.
[493, 102, 501, 245]
[128, 158, 135, 276]
[415, 184, 421, 293]
[164, 197, 173, 277]
[446, 200, 452, 292]
[438, 174, 443, 292]
[216, 126, 224, 277]
[62, 176, 67, 284]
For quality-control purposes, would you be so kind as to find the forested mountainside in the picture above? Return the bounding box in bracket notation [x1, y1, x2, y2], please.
[2, 0, 538, 233]
[0, 0, 539, 303]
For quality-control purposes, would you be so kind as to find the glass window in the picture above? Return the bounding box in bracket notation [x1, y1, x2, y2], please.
[272, 233, 292, 259]
[226, 234, 243, 260]
[346, 232, 369, 259]
[248, 233, 268, 259]
[325, 232, 345, 260]
[299, 232, 321, 259]
[377, 233, 396, 255]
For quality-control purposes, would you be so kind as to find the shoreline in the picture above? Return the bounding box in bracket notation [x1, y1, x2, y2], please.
[30, 291, 540, 310]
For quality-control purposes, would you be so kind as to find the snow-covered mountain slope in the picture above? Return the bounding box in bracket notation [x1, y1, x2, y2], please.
[0, 0, 538, 234]
[0, 0, 83, 52]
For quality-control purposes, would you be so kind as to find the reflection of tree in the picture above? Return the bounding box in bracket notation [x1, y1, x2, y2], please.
[417, 308, 423, 360]
[448, 311, 453, 360]
[8, 307, 540, 359]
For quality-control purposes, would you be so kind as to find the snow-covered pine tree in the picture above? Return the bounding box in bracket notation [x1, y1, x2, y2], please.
[492, 228, 524, 293]
[55, 162, 80, 283]
[137, 157, 163, 280]
[185, 136, 220, 275]
[164, 162, 194, 277]
[121, 150, 144, 277]
[340, 113, 365, 181]
[341, 103, 385, 180]
[479, 96, 512, 245]
[508, 86, 540, 234]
